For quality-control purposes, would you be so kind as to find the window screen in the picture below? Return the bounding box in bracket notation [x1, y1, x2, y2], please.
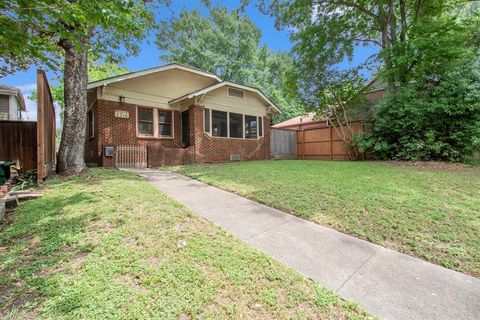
[229, 113, 243, 138]
[212, 110, 228, 137]
[138, 108, 153, 135]
[204, 108, 210, 133]
[158, 110, 172, 137]
[258, 116, 263, 137]
[245, 115, 257, 139]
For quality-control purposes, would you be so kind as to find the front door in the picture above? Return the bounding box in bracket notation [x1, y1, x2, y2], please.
[181, 110, 190, 148]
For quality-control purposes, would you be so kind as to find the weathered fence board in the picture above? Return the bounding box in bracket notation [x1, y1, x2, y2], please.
[270, 128, 297, 159]
[116, 145, 147, 168]
[297, 124, 364, 160]
[0, 121, 37, 170]
[37, 70, 56, 181]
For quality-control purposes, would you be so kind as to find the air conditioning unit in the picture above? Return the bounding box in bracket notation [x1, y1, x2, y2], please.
[230, 154, 241, 161]
[105, 146, 114, 157]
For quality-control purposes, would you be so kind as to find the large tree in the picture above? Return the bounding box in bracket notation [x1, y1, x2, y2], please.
[259, 0, 480, 95]
[1, 0, 163, 174]
[155, 5, 305, 122]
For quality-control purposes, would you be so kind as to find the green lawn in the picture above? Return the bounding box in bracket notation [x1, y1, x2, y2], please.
[173, 160, 480, 277]
[0, 169, 371, 319]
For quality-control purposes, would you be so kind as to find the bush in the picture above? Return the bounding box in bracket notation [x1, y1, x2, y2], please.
[359, 61, 480, 163]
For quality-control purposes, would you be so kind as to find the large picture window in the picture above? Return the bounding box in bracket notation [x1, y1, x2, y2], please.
[245, 115, 257, 139]
[229, 112, 243, 138]
[212, 110, 228, 137]
[158, 110, 172, 136]
[138, 108, 153, 135]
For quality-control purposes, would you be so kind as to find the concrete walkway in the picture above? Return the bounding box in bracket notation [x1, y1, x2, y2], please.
[129, 169, 480, 320]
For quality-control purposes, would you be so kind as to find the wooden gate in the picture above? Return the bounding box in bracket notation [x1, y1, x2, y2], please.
[115, 145, 147, 168]
[270, 128, 297, 159]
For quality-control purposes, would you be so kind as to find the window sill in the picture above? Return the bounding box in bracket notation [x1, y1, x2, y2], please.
[137, 135, 174, 140]
[205, 133, 263, 141]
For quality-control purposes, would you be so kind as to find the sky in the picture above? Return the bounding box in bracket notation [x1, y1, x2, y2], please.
[0, 0, 377, 123]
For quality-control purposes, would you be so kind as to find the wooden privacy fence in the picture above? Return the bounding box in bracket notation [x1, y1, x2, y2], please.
[115, 145, 147, 168]
[270, 128, 296, 159]
[0, 121, 37, 170]
[37, 70, 56, 181]
[297, 124, 364, 160]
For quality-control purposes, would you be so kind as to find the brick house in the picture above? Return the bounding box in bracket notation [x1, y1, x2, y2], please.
[85, 64, 281, 167]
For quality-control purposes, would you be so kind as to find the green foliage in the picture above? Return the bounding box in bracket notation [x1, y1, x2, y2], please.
[155, 5, 306, 123]
[0, 0, 161, 75]
[358, 59, 480, 162]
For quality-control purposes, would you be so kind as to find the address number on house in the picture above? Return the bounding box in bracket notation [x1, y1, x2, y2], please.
[115, 110, 129, 118]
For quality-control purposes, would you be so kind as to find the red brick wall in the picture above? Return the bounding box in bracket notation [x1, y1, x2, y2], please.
[190, 105, 270, 162]
[84, 99, 193, 167]
[85, 100, 271, 166]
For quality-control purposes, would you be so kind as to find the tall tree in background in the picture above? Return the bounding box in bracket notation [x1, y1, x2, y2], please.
[1, 0, 164, 174]
[155, 5, 305, 122]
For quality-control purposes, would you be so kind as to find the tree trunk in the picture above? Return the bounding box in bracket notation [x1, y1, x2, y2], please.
[56, 40, 88, 174]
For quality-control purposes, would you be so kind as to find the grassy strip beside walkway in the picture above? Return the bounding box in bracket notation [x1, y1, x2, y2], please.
[0, 168, 370, 319]
[174, 160, 480, 277]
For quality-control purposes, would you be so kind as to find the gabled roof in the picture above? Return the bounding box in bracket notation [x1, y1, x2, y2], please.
[0, 84, 26, 111]
[169, 81, 281, 114]
[271, 112, 321, 128]
[87, 63, 222, 89]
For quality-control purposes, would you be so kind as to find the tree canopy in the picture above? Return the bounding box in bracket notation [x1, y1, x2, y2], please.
[155, 5, 305, 122]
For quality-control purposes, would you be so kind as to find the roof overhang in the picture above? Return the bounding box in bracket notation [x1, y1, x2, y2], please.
[87, 63, 222, 90]
[0, 87, 26, 111]
[169, 81, 281, 114]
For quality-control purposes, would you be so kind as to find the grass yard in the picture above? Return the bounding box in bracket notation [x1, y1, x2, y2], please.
[0, 168, 371, 319]
[173, 160, 480, 277]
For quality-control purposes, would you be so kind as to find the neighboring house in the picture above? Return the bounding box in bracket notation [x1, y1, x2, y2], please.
[0, 84, 25, 121]
[272, 79, 386, 131]
[271, 113, 328, 131]
[85, 63, 281, 167]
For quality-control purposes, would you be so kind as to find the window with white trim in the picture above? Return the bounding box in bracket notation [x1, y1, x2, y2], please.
[229, 112, 243, 138]
[158, 110, 172, 137]
[244, 115, 257, 139]
[137, 107, 173, 138]
[204, 108, 210, 133]
[138, 107, 154, 136]
[212, 110, 228, 137]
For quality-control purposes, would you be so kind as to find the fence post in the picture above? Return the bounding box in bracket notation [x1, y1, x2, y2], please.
[329, 126, 333, 160]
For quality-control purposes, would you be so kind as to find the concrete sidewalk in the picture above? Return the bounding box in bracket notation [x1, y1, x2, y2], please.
[129, 169, 480, 320]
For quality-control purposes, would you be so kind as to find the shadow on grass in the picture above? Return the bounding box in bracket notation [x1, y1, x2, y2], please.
[0, 178, 102, 317]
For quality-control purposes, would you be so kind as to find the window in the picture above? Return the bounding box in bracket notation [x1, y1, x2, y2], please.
[258, 116, 263, 137]
[138, 107, 154, 135]
[245, 115, 257, 139]
[158, 110, 172, 137]
[204, 108, 210, 133]
[212, 110, 228, 137]
[229, 113, 243, 138]
[88, 110, 94, 138]
[228, 88, 244, 99]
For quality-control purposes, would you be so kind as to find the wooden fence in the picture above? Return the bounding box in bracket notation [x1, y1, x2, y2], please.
[37, 70, 56, 181]
[115, 145, 147, 168]
[297, 124, 364, 160]
[270, 128, 297, 159]
[0, 121, 37, 170]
